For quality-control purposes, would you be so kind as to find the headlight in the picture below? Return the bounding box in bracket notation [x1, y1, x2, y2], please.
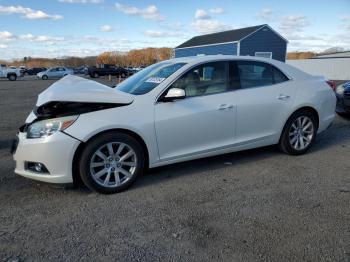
[336, 85, 345, 95]
[27, 115, 78, 139]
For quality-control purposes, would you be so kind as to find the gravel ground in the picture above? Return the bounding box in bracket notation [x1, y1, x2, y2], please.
[0, 76, 350, 262]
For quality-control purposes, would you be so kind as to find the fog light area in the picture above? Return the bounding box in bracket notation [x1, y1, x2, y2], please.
[25, 162, 50, 174]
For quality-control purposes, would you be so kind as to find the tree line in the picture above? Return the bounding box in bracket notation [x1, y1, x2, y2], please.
[3, 47, 173, 68]
[2, 48, 338, 68]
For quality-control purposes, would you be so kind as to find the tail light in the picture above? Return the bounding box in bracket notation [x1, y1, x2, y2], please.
[326, 80, 336, 91]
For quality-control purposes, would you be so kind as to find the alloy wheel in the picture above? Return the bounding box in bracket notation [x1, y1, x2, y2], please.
[288, 116, 314, 150]
[89, 142, 137, 188]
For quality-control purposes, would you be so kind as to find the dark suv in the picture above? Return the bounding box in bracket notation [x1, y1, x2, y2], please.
[88, 65, 128, 78]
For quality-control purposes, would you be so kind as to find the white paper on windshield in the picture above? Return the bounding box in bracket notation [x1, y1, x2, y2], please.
[145, 77, 165, 84]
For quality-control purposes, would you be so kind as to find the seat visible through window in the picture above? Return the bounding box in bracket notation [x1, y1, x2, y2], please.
[172, 61, 229, 97]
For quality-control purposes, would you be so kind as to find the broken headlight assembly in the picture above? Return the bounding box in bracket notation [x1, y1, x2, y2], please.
[27, 115, 78, 139]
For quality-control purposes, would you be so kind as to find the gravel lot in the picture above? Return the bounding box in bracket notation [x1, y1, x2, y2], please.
[0, 76, 350, 262]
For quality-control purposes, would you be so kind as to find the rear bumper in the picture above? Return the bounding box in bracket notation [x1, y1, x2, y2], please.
[13, 131, 80, 184]
[318, 113, 335, 133]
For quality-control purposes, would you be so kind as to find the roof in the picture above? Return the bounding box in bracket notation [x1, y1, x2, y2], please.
[175, 24, 287, 49]
[166, 55, 310, 80]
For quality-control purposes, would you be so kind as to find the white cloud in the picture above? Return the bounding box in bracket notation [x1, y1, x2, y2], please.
[339, 15, 350, 22]
[209, 7, 224, 14]
[100, 25, 115, 32]
[19, 34, 64, 44]
[192, 9, 232, 34]
[191, 19, 232, 34]
[144, 30, 183, 38]
[195, 9, 211, 20]
[59, 0, 103, 3]
[257, 8, 273, 21]
[0, 5, 63, 20]
[115, 3, 164, 21]
[279, 15, 310, 34]
[0, 44, 7, 48]
[0, 31, 15, 41]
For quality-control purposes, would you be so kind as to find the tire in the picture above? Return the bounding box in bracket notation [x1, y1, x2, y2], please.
[121, 73, 126, 78]
[79, 132, 145, 194]
[8, 74, 17, 81]
[279, 109, 318, 155]
[42, 75, 48, 80]
[94, 72, 99, 78]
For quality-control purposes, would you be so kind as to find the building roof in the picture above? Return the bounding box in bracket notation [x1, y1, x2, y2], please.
[176, 24, 286, 49]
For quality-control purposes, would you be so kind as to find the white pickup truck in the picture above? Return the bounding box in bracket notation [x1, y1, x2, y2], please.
[0, 64, 21, 81]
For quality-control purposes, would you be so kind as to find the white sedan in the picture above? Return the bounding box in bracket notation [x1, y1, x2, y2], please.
[37, 67, 73, 80]
[12, 56, 336, 194]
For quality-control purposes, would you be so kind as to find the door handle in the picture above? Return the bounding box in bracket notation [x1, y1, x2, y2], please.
[278, 94, 290, 101]
[218, 104, 234, 110]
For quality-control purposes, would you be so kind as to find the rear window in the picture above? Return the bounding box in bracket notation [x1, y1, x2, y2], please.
[237, 61, 274, 88]
[237, 61, 289, 89]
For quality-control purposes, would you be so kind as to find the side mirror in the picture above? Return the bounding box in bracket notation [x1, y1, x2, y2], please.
[162, 88, 186, 102]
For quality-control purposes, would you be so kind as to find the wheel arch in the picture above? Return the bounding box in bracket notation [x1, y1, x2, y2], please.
[71, 128, 150, 186]
[279, 106, 320, 142]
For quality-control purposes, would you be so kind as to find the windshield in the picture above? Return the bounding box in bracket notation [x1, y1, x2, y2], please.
[116, 61, 186, 95]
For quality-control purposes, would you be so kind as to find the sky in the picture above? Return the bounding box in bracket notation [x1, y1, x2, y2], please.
[0, 0, 349, 60]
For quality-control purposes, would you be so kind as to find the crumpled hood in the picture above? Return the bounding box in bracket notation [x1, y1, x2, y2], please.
[24, 75, 134, 124]
[36, 74, 134, 106]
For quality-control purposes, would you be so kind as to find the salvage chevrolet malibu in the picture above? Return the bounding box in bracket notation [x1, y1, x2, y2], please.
[12, 55, 336, 194]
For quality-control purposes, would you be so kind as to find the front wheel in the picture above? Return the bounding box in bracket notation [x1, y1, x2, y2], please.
[279, 110, 318, 155]
[79, 132, 145, 194]
[8, 74, 17, 81]
[42, 75, 48, 80]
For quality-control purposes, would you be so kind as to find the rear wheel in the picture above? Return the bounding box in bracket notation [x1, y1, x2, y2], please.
[79, 132, 145, 194]
[8, 74, 17, 81]
[94, 72, 99, 78]
[279, 110, 318, 155]
[42, 75, 48, 80]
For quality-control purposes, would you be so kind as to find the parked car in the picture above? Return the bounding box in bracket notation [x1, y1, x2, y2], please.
[0, 64, 21, 81]
[125, 68, 138, 76]
[37, 67, 73, 80]
[88, 64, 128, 78]
[73, 67, 87, 74]
[25, 67, 47, 75]
[12, 55, 336, 194]
[335, 81, 350, 117]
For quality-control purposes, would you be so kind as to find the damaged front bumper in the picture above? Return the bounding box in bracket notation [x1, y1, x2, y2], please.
[13, 131, 81, 184]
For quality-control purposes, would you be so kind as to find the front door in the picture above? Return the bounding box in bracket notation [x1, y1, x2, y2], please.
[154, 61, 236, 161]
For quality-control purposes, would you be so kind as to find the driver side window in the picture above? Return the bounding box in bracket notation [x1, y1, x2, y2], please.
[172, 61, 229, 97]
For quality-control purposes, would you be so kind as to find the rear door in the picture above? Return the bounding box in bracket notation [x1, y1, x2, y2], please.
[58, 68, 66, 77]
[232, 60, 295, 144]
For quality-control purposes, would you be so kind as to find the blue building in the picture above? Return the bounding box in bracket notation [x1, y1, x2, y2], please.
[174, 24, 288, 62]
